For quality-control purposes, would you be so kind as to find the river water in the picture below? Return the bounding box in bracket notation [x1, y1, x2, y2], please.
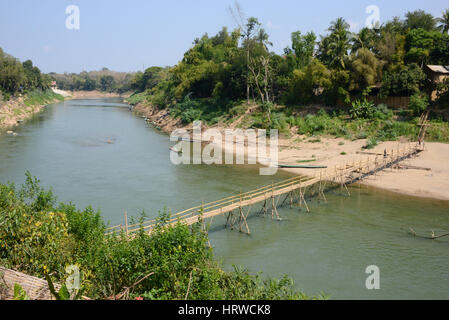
[0, 98, 448, 299]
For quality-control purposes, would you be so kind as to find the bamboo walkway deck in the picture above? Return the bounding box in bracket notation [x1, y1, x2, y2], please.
[107, 142, 424, 237]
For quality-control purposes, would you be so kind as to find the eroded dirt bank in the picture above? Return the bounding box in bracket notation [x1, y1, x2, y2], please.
[0, 95, 59, 132]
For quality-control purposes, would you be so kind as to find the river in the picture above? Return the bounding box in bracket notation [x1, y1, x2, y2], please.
[0, 98, 448, 299]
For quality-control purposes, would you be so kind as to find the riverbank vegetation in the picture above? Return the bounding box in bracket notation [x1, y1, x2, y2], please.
[0, 48, 53, 101]
[0, 174, 321, 300]
[50, 68, 136, 94]
[0, 89, 64, 130]
[1, 48, 134, 100]
[129, 8, 449, 143]
[22, 90, 64, 107]
[0, 48, 131, 129]
[0, 48, 64, 129]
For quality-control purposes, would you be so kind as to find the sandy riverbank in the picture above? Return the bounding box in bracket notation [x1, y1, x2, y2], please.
[274, 136, 449, 201]
[133, 102, 449, 202]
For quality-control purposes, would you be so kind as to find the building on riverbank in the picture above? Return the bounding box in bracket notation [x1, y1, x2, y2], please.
[426, 65, 449, 101]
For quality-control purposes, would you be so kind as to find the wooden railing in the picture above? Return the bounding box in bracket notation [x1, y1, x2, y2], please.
[106, 143, 422, 238]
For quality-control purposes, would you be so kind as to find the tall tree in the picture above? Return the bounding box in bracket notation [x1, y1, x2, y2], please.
[319, 18, 351, 69]
[383, 16, 405, 35]
[405, 10, 436, 31]
[436, 9, 449, 34]
[229, 3, 263, 104]
[351, 27, 376, 54]
[349, 48, 381, 93]
[287, 58, 331, 105]
[289, 31, 317, 68]
[247, 31, 273, 104]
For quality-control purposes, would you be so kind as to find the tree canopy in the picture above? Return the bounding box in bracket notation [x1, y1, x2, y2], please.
[131, 8, 448, 110]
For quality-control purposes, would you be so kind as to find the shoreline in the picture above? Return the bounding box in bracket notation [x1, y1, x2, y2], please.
[55, 89, 130, 100]
[0, 89, 129, 133]
[131, 101, 449, 202]
[0, 95, 60, 133]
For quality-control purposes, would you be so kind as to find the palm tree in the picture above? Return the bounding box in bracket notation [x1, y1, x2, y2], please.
[328, 17, 350, 34]
[325, 18, 351, 69]
[317, 18, 351, 69]
[351, 28, 373, 53]
[436, 9, 449, 34]
[256, 29, 273, 50]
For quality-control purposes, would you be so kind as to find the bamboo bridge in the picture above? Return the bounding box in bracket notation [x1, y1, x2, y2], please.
[107, 142, 425, 238]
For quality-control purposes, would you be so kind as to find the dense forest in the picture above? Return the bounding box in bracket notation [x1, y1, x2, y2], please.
[130, 9, 449, 130]
[0, 48, 53, 101]
[0, 50, 135, 101]
[50, 69, 136, 93]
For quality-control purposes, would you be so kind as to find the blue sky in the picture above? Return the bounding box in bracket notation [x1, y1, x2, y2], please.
[0, 0, 447, 73]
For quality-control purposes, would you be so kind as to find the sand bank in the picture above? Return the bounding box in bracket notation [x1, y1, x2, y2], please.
[131, 102, 449, 202]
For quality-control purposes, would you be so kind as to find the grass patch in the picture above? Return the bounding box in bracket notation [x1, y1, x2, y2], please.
[363, 138, 379, 150]
[296, 159, 317, 163]
[127, 91, 149, 105]
[24, 90, 64, 107]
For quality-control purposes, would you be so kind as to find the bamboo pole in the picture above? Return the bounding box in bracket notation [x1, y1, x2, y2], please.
[111, 143, 420, 237]
[124, 211, 128, 238]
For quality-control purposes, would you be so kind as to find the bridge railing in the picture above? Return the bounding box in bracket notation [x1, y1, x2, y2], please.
[105, 175, 316, 236]
[106, 143, 420, 237]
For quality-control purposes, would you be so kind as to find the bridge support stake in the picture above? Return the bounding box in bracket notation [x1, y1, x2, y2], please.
[226, 210, 237, 230]
[289, 191, 294, 208]
[269, 183, 281, 221]
[300, 191, 310, 213]
[238, 205, 251, 235]
[280, 191, 293, 208]
[271, 195, 281, 221]
[259, 198, 268, 216]
[317, 173, 328, 203]
[298, 187, 310, 213]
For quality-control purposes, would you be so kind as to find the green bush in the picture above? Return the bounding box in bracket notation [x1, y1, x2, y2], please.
[0, 173, 73, 279]
[127, 92, 148, 105]
[363, 137, 378, 149]
[170, 97, 231, 125]
[409, 93, 429, 115]
[349, 99, 376, 119]
[0, 174, 321, 300]
[373, 104, 394, 120]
